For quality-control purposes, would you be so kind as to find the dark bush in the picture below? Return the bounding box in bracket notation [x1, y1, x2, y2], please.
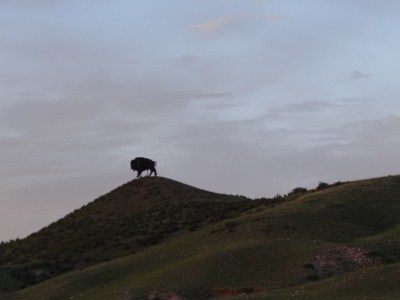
[289, 187, 308, 196]
[317, 182, 329, 190]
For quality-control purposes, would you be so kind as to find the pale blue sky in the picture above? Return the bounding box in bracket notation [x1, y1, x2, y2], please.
[1, 0, 400, 241]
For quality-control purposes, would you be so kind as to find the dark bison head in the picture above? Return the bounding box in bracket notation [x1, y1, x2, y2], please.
[130, 159, 137, 170]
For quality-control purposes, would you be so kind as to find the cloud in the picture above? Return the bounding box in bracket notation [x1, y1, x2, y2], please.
[271, 100, 336, 114]
[194, 92, 232, 99]
[159, 113, 400, 201]
[348, 70, 373, 80]
[190, 12, 285, 33]
[190, 15, 240, 33]
[258, 13, 286, 21]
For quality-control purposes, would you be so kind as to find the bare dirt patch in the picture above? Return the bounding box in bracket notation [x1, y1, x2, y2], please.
[304, 246, 381, 280]
[135, 287, 268, 299]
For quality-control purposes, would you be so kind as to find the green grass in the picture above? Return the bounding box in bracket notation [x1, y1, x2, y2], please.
[2, 175, 400, 299]
[232, 263, 400, 300]
[7, 226, 327, 299]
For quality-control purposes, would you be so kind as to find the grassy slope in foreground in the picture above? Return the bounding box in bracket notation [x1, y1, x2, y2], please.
[7, 175, 400, 300]
[231, 264, 400, 300]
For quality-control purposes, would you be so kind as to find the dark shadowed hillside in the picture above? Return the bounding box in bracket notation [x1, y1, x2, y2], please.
[0, 177, 262, 293]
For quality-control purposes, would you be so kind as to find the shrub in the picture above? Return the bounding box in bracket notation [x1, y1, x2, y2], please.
[289, 187, 308, 196]
[317, 182, 329, 190]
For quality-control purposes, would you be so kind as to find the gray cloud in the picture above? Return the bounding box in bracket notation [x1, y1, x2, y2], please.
[348, 70, 373, 80]
[271, 100, 336, 114]
[194, 92, 233, 99]
[158, 113, 400, 200]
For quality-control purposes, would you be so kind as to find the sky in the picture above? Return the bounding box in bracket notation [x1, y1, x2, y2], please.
[1, 0, 400, 241]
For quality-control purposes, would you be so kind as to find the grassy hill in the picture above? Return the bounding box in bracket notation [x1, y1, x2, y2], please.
[1, 175, 400, 299]
[0, 177, 261, 293]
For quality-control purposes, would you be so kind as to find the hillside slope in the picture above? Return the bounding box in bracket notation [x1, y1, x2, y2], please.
[0, 177, 261, 293]
[5, 175, 400, 300]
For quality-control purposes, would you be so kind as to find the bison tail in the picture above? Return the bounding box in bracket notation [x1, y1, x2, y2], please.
[154, 161, 157, 166]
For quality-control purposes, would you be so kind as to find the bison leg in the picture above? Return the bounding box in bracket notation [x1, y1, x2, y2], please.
[149, 167, 157, 176]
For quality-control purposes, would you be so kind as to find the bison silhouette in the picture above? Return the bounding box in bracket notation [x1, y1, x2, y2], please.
[130, 157, 157, 178]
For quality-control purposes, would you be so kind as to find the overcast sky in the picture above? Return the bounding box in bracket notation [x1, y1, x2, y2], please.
[1, 0, 400, 241]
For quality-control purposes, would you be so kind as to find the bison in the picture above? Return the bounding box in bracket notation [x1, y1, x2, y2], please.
[130, 157, 157, 178]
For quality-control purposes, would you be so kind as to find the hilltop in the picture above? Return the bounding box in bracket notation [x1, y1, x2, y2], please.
[0, 177, 262, 293]
[1, 175, 400, 299]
